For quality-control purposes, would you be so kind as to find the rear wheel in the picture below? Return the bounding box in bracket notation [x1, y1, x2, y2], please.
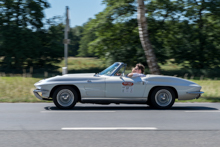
[52, 86, 78, 109]
[150, 87, 175, 109]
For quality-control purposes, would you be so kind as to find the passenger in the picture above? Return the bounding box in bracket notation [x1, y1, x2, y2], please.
[128, 63, 146, 78]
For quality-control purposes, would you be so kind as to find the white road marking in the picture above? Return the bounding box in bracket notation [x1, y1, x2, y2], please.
[185, 111, 220, 113]
[41, 111, 115, 113]
[61, 127, 157, 130]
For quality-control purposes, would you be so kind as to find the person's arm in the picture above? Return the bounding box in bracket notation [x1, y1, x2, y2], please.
[128, 73, 146, 78]
[127, 73, 133, 77]
[128, 73, 140, 78]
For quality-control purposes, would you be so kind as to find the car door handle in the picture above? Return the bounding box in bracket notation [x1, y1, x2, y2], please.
[139, 81, 144, 85]
[87, 80, 91, 83]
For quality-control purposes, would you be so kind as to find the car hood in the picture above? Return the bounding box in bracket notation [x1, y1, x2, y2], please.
[35, 73, 96, 84]
[48, 73, 95, 81]
[62, 73, 95, 77]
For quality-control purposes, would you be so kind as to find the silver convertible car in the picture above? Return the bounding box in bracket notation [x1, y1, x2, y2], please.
[33, 62, 204, 109]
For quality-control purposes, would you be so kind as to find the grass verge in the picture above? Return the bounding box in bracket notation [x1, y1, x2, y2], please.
[0, 77, 42, 102]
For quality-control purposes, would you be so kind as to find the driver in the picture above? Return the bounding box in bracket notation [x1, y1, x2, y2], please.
[128, 63, 146, 78]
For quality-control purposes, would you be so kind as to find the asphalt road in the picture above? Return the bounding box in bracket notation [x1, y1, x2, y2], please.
[0, 103, 220, 147]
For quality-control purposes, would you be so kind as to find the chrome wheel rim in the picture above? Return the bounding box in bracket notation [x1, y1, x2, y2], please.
[155, 89, 172, 107]
[57, 89, 74, 107]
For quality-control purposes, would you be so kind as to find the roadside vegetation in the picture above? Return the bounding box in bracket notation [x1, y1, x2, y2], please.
[0, 77, 41, 102]
[55, 57, 106, 73]
[0, 57, 219, 103]
[0, 0, 220, 103]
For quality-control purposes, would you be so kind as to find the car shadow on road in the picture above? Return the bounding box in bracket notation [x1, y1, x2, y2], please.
[44, 105, 218, 111]
[170, 106, 218, 110]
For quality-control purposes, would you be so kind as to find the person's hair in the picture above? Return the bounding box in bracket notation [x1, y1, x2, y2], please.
[136, 63, 145, 74]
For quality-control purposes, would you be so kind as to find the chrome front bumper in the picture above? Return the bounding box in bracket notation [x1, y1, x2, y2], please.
[187, 91, 204, 99]
[33, 89, 49, 100]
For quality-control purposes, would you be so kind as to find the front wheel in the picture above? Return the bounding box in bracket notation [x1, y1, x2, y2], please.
[150, 87, 175, 109]
[52, 86, 78, 109]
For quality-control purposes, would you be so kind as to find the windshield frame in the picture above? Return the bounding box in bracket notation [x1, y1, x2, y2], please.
[99, 62, 124, 76]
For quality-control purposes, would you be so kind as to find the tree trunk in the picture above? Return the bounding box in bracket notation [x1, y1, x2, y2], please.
[137, 0, 160, 75]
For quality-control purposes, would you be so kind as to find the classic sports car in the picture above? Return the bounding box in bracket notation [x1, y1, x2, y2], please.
[33, 62, 204, 109]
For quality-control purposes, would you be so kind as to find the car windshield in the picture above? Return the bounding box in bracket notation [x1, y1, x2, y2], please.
[99, 63, 120, 76]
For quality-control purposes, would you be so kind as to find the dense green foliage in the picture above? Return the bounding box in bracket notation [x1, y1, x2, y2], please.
[76, 19, 97, 57]
[1, 0, 220, 74]
[158, 0, 220, 69]
[79, 0, 149, 66]
[0, 0, 64, 72]
[78, 0, 220, 69]
[68, 25, 83, 56]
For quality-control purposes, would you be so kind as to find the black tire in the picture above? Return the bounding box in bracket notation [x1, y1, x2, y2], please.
[150, 87, 175, 109]
[52, 86, 78, 109]
[146, 99, 152, 107]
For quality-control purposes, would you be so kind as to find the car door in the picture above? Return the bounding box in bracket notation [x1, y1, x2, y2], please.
[84, 76, 105, 97]
[105, 76, 146, 97]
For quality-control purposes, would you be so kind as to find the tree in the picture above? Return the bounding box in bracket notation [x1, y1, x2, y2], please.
[77, 19, 97, 57]
[0, 0, 64, 72]
[69, 26, 83, 56]
[77, 0, 169, 68]
[77, 0, 220, 71]
[36, 23, 64, 68]
[79, 0, 149, 66]
[137, 0, 160, 74]
[160, 0, 220, 69]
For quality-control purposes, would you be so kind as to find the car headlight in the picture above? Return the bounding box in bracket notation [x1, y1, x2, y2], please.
[36, 86, 41, 90]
